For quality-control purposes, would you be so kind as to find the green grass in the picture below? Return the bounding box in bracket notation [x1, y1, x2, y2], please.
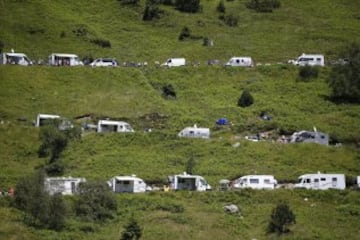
[1, 0, 360, 239]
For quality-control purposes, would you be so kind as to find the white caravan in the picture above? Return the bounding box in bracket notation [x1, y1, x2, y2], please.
[225, 57, 253, 67]
[232, 175, 278, 190]
[0, 52, 32, 66]
[168, 172, 211, 191]
[35, 114, 61, 127]
[108, 175, 151, 193]
[161, 58, 186, 67]
[357, 176, 360, 189]
[178, 125, 210, 139]
[295, 172, 346, 190]
[48, 53, 83, 66]
[44, 177, 86, 195]
[290, 130, 329, 145]
[290, 53, 325, 66]
[97, 120, 134, 133]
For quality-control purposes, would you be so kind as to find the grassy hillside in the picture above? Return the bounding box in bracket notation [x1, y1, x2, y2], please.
[1, 0, 360, 239]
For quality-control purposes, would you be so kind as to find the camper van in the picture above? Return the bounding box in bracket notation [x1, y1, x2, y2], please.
[44, 177, 86, 195]
[168, 172, 211, 191]
[35, 114, 61, 127]
[161, 58, 186, 67]
[295, 172, 346, 190]
[0, 52, 32, 66]
[225, 57, 253, 67]
[178, 125, 210, 139]
[48, 53, 83, 66]
[97, 120, 134, 133]
[108, 175, 151, 193]
[232, 175, 278, 190]
[357, 176, 360, 189]
[291, 53, 325, 66]
[290, 130, 329, 145]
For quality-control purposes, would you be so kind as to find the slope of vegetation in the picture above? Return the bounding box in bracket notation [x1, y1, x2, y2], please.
[1, 0, 360, 239]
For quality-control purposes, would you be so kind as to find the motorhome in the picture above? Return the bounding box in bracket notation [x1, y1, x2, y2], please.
[161, 58, 186, 67]
[290, 130, 329, 145]
[44, 177, 86, 195]
[97, 120, 134, 133]
[225, 57, 253, 67]
[48, 53, 83, 66]
[168, 172, 211, 191]
[178, 125, 210, 139]
[108, 175, 151, 193]
[290, 53, 325, 66]
[35, 114, 61, 127]
[232, 175, 278, 190]
[0, 52, 32, 66]
[294, 172, 346, 190]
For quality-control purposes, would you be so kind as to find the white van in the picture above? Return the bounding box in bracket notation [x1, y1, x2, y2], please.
[89, 58, 118, 67]
[291, 53, 325, 66]
[178, 125, 210, 139]
[161, 58, 186, 67]
[0, 52, 32, 66]
[97, 120, 134, 133]
[44, 176, 86, 195]
[294, 172, 346, 190]
[48, 53, 83, 66]
[108, 175, 151, 193]
[232, 175, 278, 190]
[225, 57, 253, 67]
[168, 172, 211, 191]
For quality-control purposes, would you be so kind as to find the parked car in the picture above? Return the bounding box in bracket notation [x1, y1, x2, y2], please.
[90, 58, 118, 67]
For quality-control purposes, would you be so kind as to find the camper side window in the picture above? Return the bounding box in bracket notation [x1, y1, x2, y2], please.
[316, 58, 321, 61]
[332, 177, 337, 182]
[305, 179, 311, 183]
[249, 178, 259, 184]
[320, 178, 326, 181]
[314, 179, 319, 183]
[264, 179, 270, 184]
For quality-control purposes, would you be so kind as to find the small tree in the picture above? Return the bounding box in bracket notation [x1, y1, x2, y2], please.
[246, 0, 281, 13]
[143, 0, 163, 21]
[179, 26, 191, 40]
[298, 66, 319, 81]
[121, 219, 142, 240]
[238, 89, 254, 107]
[267, 202, 296, 234]
[162, 84, 177, 99]
[217, 0, 226, 13]
[175, 0, 201, 13]
[48, 193, 66, 231]
[327, 43, 360, 102]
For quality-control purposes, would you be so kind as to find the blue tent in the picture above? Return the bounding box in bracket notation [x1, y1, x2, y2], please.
[216, 118, 229, 125]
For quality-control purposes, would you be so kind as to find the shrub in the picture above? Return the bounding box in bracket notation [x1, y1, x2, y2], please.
[143, 1, 163, 21]
[185, 156, 196, 174]
[246, 0, 281, 13]
[120, 219, 142, 240]
[90, 38, 111, 48]
[175, 0, 201, 13]
[238, 89, 254, 107]
[217, 0, 226, 13]
[267, 202, 296, 234]
[178, 26, 191, 40]
[298, 66, 319, 81]
[75, 181, 117, 222]
[327, 43, 360, 102]
[219, 14, 238, 27]
[162, 84, 177, 99]
[119, 0, 140, 5]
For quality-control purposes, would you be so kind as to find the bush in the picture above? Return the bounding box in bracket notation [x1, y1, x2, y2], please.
[75, 181, 117, 222]
[238, 89, 254, 107]
[162, 84, 177, 99]
[267, 202, 296, 234]
[217, 0, 226, 13]
[327, 43, 360, 102]
[298, 66, 319, 81]
[175, 0, 201, 13]
[246, 0, 281, 13]
[143, 1, 163, 21]
[219, 14, 238, 27]
[178, 26, 191, 40]
[120, 219, 142, 240]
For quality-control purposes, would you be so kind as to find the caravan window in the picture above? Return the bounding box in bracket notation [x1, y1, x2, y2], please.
[249, 178, 259, 184]
[316, 58, 321, 61]
[305, 178, 311, 183]
[264, 179, 271, 184]
[314, 178, 319, 183]
[321, 178, 326, 181]
[236, 59, 240, 63]
[332, 177, 337, 182]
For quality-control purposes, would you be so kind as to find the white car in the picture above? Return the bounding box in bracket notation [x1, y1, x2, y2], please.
[90, 58, 118, 67]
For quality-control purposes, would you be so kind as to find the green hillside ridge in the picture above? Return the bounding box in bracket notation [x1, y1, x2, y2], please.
[1, 0, 360, 239]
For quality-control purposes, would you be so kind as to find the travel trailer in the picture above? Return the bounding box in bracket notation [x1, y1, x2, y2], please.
[232, 175, 278, 190]
[178, 125, 210, 139]
[35, 114, 61, 127]
[225, 57, 253, 67]
[97, 120, 134, 133]
[161, 58, 186, 67]
[290, 130, 329, 145]
[0, 52, 32, 66]
[294, 172, 346, 190]
[290, 53, 325, 66]
[44, 177, 86, 195]
[168, 172, 211, 191]
[48, 53, 83, 66]
[108, 175, 151, 193]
